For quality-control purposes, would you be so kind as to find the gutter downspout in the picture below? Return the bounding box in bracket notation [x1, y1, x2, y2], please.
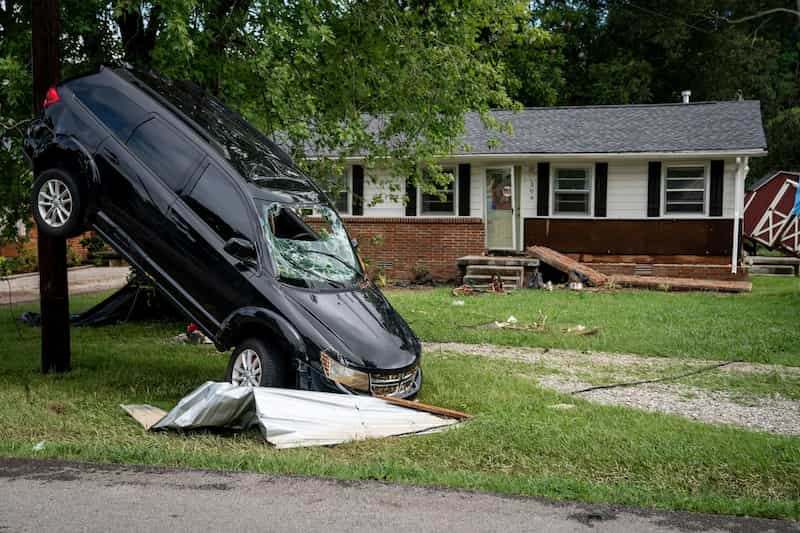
[731, 157, 749, 274]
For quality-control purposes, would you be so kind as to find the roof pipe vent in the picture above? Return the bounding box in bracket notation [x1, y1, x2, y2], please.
[681, 90, 691, 104]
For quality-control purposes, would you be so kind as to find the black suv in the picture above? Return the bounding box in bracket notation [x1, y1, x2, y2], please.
[24, 66, 421, 398]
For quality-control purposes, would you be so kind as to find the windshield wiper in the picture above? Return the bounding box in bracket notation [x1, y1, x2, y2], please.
[302, 249, 364, 279]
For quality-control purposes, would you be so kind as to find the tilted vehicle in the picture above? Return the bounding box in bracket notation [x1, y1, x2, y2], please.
[24, 66, 421, 398]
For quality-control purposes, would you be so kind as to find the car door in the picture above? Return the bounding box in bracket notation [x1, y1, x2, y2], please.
[167, 160, 262, 323]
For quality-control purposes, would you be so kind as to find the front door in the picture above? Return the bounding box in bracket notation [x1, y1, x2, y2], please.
[485, 167, 515, 250]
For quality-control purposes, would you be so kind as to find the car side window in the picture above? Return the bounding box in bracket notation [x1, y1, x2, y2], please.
[127, 117, 203, 192]
[72, 85, 147, 140]
[184, 163, 255, 242]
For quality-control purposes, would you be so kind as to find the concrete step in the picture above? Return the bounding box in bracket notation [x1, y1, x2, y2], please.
[463, 274, 522, 289]
[457, 255, 540, 268]
[749, 265, 797, 276]
[465, 265, 525, 277]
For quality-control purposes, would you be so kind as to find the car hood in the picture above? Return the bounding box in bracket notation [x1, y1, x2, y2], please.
[283, 282, 420, 371]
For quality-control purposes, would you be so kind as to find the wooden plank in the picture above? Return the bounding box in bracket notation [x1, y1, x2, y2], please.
[121, 404, 168, 430]
[527, 245, 608, 286]
[610, 275, 751, 293]
[379, 397, 471, 420]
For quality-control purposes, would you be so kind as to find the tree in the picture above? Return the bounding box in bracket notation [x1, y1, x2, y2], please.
[0, 0, 564, 239]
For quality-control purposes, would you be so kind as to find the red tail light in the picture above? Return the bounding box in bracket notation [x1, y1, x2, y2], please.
[43, 87, 60, 108]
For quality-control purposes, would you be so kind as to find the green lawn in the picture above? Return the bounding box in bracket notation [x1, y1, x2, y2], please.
[0, 283, 798, 520]
[387, 276, 800, 365]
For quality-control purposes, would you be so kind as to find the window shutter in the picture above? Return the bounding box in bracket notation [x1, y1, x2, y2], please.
[351, 165, 364, 216]
[405, 178, 417, 216]
[458, 164, 471, 216]
[537, 162, 550, 216]
[594, 162, 608, 217]
[709, 160, 724, 217]
[647, 161, 661, 217]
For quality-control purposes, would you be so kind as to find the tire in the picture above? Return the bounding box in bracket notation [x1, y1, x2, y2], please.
[31, 168, 84, 238]
[226, 337, 288, 388]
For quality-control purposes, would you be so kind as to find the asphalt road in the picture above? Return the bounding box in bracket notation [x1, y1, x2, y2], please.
[0, 458, 795, 533]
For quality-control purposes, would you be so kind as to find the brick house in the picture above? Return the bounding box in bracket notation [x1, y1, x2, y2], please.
[311, 98, 766, 281]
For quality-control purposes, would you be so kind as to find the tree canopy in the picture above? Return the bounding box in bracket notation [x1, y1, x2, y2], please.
[1, 0, 798, 243]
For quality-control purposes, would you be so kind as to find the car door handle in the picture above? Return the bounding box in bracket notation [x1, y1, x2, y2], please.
[102, 148, 119, 165]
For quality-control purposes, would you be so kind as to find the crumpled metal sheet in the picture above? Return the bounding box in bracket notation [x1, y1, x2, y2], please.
[152, 382, 460, 448]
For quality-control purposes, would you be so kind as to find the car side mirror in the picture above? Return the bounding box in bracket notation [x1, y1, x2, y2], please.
[351, 238, 359, 249]
[224, 237, 256, 261]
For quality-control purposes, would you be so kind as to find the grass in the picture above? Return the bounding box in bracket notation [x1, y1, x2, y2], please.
[0, 289, 799, 520]
[386, 276, 800, 365]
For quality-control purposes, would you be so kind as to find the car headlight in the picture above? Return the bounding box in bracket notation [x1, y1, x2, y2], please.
[320, 351, 369, 391]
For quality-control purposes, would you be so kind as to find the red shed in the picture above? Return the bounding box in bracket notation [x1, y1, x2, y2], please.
[744, 170, 799, 254]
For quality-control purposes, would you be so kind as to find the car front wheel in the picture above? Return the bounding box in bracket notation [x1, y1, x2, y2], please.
[31, 168, 84, 238]
[226, 338, 288, 388]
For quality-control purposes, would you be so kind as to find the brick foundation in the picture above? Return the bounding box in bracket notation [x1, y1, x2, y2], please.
[341, 216, 485, 281]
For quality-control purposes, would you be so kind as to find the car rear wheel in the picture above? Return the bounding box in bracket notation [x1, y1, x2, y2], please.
[226, 338, 288, 388]
[31, 168, 84, 238]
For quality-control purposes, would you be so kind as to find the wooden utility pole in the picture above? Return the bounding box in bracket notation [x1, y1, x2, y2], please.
[32, 0, 71, 373]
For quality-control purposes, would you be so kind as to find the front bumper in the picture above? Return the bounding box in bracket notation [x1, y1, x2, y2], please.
[306, 364, 422, 399]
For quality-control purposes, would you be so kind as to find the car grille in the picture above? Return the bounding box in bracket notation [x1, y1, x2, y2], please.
[369, 366, 418, 396]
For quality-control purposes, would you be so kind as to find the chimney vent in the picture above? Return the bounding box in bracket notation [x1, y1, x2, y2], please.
[681, 90, 691, 104]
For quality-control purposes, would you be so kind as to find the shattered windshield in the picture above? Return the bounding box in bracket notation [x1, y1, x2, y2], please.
[260, 202, 362, 289]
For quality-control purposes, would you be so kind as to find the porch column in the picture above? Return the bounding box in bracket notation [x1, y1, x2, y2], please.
[731, 157, 748, 274]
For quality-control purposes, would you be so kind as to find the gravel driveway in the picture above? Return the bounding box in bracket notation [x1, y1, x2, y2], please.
[424, 342, 800, 436]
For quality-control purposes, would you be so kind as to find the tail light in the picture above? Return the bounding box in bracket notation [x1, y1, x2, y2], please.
[43, 87, 60, 108]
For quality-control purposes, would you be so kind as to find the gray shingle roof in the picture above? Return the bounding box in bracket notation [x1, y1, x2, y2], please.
[307, 100, 766, 157]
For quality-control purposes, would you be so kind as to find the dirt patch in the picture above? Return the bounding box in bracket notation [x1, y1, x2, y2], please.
[424, 342, 800, 436]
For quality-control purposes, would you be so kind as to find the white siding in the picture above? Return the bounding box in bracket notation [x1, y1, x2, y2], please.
[606, 160, 648, 218]
[722, 158, 737, 218]
[350, 156, 741, 220]
[362, 168, 405, 217]
[518, 163, 537, 219]
[469, 165, 483, 217]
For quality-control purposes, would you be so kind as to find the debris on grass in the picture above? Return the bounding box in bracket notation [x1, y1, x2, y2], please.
[470, 311, 549, 332]
[122, 382, 467, 449]
[563, 325, 599, 336]
[32, 441, 45, 451]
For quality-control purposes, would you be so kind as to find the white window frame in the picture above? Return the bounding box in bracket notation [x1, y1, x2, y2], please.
[327, 168, 352, 215]
[550, 165, 594, 217]
[662, 162, 709, 217]
[418, 166, 458, 216]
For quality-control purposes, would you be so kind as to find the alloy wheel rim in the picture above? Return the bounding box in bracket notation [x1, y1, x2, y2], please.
[231, 348, 262, 387]
[38, 179, 73, 228]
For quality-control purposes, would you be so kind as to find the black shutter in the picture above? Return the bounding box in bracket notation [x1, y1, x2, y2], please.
[594, 162, 608, 217]
[406, 178, 417, 216]
[351, 165, 364, 216]
[458, 163, 471, 216]
[647, 161, 661, 217]
[709, 160, 724, 217]
[537, 162, 550, 216]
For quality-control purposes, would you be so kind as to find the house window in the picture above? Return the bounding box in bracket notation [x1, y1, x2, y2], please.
[326, 172, 350, 215]
[553, 168, 591, 215]
[421, 167, 456, 215]
[664, 166, 705, 214]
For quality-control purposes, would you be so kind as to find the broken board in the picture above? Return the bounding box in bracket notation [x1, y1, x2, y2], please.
[610, 274, 751, 293]
[120, 404, 168, 430]
[527, 246, 608, 286]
